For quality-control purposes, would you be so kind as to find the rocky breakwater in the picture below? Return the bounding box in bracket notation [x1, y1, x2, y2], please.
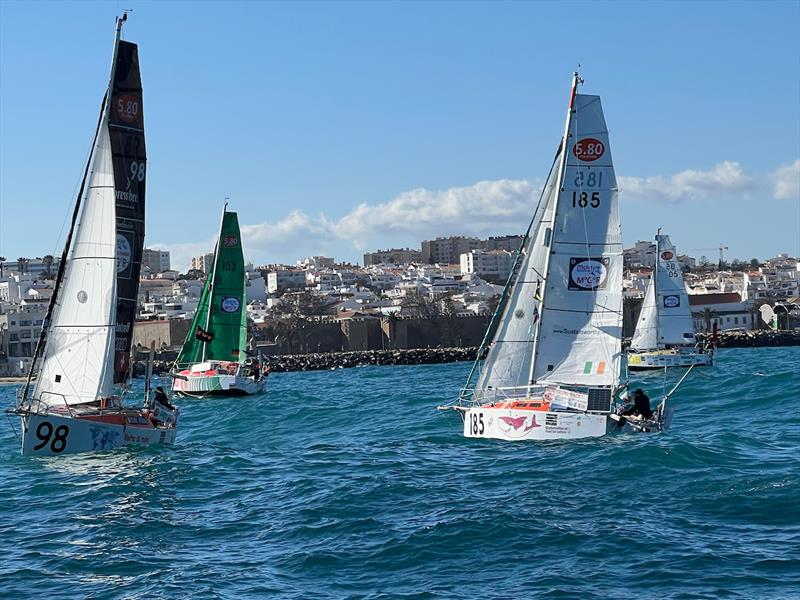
[267, 347, 479, 372]
[697, 329, 800, 348]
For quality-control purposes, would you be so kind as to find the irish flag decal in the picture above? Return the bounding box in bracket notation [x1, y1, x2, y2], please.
[583, 361, 606, 375]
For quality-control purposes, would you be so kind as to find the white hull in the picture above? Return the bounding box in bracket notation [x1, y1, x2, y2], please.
[20, 411, 177, 457]
[627, 349, 712, 370]
[172, 373, 266, 397]
[462, 407, 610, 441]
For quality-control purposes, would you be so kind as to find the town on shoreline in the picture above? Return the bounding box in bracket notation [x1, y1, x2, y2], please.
[1, 237, 798, 378]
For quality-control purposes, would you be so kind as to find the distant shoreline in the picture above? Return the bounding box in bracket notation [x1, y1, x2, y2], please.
[2, 331, 797, 382]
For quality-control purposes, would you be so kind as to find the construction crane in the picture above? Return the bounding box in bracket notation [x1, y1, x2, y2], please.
[689, 244, 729, 267]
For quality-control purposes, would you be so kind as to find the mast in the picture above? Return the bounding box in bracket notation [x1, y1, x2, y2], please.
[654, 229, 661, 349]
[202, 201, 229, 362]
[528, 71, 581, 385]
[20, 15, 127, 405]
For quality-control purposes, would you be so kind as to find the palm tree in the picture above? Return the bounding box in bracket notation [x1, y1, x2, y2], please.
[16, 257, 28, 274]
[699, 308, 719, 332]
[42, 255, 54, 279]
[0, 256, 5, 277]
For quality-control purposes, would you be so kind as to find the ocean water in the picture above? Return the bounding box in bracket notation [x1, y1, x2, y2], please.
[1, 346, 798, 599]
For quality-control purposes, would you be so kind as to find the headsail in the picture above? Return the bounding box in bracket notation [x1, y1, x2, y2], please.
[176, 211, 248, 367]
[630, 233, 694, 350]
[110, 40, 147, 383]
[474, 148, 561, 398]
[531, 92, 623, 388]
[33, 113, 118, 407]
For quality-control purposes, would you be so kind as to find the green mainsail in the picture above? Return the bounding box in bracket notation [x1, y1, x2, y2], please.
[176, 211, 248, 367]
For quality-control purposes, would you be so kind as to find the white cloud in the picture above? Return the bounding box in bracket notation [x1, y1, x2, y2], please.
[619, 161, 753, 204]
[155, 160, 794, 266]
[332, 179, 537, 246]
[773, 159, 800, 200]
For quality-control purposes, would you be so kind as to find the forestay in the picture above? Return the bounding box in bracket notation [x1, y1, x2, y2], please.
[532, 93, 623, 388]
[630, 233, 694, 350]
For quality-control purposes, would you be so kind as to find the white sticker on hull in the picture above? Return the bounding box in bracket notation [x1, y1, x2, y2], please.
[463, 408, 608, 441]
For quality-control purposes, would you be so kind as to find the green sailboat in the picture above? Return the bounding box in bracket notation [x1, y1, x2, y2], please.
[172, 205, 267, 397]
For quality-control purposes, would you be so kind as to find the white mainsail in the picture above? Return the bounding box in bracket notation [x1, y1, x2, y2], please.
[33, 116, 117, 407]
[532, 93, 623, 388]
[630, 233, 694, 350]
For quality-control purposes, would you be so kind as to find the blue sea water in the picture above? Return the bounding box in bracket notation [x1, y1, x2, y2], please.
[1, 346, 798, 599]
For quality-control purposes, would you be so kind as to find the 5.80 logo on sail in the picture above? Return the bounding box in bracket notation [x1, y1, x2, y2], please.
[573, 138, 605, 162]
[568, 257, 609, 290]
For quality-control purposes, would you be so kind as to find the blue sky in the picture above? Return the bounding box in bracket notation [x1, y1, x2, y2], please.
[1, 0, 798, 271]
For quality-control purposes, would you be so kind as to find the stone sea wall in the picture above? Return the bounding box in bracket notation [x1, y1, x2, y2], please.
[127, 329, 799, 377]
[266, 347, 479, 372]
[696, 329, 800, 348]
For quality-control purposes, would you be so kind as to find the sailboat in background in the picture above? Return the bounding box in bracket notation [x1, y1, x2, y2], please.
[627, 231, 714, 370]
[6, 15, 178, 456]
[171, 205, 267, 397]
[439, 72, 671, 440]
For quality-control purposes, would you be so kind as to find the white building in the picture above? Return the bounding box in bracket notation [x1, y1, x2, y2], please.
[191, 253, 215, 274]
[0, 300, 48, 375]
[297, 256, 335, 269]
[267, 269, 307, 294]
[460, 249, 515, 282]
[689, 292, 754, 332]
[142, 248, 171, 273]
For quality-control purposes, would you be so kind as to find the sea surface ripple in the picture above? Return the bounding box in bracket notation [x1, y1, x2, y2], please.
[1, 346, 798, 599]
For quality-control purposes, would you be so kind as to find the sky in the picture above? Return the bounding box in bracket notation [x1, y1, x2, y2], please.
[1, 0, 798, 272]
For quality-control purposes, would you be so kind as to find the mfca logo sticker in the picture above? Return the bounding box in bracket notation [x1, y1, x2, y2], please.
[223, 235, 239, 247]
[661, 250, 674, 260]
[663, 295, 680, 308]
[568, 257, 609, 291]
[221, 297, 241, 313]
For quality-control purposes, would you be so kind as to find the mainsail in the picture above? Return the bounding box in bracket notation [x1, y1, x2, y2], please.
[532, 92, 623, 388]
[472, 76, 622, 400]
[109, 40, 147, 383]
[176, 210, 248, 367]
[630, 233, 694, 350]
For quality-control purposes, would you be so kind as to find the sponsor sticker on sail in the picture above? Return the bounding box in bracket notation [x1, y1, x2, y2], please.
[663, 295, 680, 308]
[573, 138, 605, 162]
[221, 297, 241, 313]
[661, 250, 674, 260]
[223, 235, 239, 247]
[568, 257, 609, 290]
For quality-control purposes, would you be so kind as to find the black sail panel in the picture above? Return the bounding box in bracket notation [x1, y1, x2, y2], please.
[109, 40, 146, 383]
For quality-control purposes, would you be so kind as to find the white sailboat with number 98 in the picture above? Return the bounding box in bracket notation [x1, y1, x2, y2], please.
[439, 73, 672, 440]
[5, 15, 178, 456]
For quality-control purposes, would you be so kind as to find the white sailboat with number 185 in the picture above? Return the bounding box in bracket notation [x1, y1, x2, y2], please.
[439, 73, 673, 440]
